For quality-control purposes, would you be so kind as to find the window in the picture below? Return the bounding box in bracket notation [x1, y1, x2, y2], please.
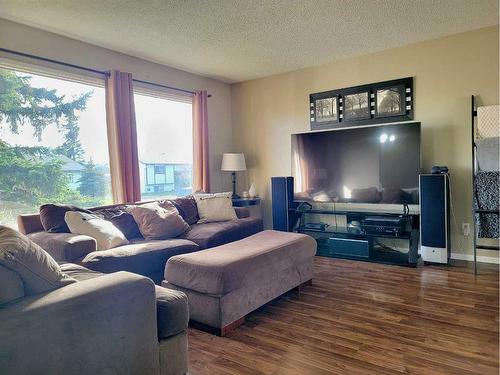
[0, 67, 111, 228]
[134, 92, 193, 200]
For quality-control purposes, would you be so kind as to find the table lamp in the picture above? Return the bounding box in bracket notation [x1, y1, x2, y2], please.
[221, 153, 246, 198]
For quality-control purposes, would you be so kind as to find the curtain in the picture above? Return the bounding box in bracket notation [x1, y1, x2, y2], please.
[192, 90, 210, 192]
[105, 70, 141, 203]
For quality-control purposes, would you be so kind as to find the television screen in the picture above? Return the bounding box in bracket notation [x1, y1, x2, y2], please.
[291, 122, 421, 205]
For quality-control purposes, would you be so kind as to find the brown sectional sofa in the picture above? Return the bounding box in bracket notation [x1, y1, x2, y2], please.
[17, 198, 263, 284]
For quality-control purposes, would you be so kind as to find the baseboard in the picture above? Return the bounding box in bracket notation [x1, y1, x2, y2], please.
[450, 252, 500, 264]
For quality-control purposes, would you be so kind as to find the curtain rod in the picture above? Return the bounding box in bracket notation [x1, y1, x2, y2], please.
[0, 47, 211, 97]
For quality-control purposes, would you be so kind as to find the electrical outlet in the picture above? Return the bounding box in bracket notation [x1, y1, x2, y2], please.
[462, 223, 471, 236]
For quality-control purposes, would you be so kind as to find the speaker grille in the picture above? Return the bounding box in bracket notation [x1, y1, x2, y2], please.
[420, 175, 447, 248]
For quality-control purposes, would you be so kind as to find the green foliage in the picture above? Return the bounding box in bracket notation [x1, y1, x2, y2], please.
[78, 160, 106, 198]
[0, 140, 80, 206]
[55, 117, 85, 162]
[0, 69, 92, 142]
[0, 69, 103, 225]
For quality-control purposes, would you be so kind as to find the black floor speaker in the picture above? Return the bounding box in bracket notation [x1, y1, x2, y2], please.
[271, 176, 297, 231]
[419, 173, 451, 264]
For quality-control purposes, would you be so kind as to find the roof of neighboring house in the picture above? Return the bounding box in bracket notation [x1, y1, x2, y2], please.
[52, 155, 86, 172]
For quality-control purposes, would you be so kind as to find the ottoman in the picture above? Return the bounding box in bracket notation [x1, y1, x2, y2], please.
[162, 230, 316, 336]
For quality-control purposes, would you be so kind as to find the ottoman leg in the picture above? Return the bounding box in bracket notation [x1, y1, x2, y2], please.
[190, 316, 246, 337]
[294, 279, 313, 293]
[221, 316, 246, 337]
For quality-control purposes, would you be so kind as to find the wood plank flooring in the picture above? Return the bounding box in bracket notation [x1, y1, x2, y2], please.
[187, 257, 499, 375]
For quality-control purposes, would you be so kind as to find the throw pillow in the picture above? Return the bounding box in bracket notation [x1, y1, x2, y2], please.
[0, 225, 76, 295]
[128, 202, 190, 240]
[65, 211, 129, 250]
[167, 196, 200, 225]
[194, 192, 237, 223]
[40, 204, 92, 233]
[92, 206, 143, 240]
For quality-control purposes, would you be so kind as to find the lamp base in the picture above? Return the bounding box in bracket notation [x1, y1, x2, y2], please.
[230, 172, 240, 200]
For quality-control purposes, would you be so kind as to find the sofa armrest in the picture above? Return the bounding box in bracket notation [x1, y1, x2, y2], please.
[0, 272, 160, 375]
[28, 231, 97, 262]
[17, 213, 44, 234]
[234, 207, 250, 219]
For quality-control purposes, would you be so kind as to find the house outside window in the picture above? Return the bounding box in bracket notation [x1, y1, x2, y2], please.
[134, 90, 193, 200]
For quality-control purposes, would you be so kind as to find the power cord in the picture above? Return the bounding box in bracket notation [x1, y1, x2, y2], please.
[447, 173, 465, 255]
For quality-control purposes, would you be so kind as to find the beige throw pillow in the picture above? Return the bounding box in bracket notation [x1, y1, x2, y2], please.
[65, 211, 129, 250]
[128, 202, 190, 240]
[194, 192, 237, 223]
[0, 226, 76, 295]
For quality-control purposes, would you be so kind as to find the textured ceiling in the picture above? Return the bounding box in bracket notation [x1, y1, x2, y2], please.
[0, 0, 497, 83]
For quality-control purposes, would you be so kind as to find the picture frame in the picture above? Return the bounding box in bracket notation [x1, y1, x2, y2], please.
[375, 84, 406, 118]
[309, 92, 339, 128]
[309, 77, 413, 130]
[315, 97, 337, 123]
[343, 91, 370, 121]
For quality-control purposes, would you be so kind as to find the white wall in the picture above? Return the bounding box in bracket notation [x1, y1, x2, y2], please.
[0, 18, 233, 193]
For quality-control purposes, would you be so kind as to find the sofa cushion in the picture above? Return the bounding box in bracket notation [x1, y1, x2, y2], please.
[168, 196, 199, 225]
[155, 286, 189, 339]
[0, 264, 24, 305]
[92, 206, 143, 240]
[0, 226, 76, 295]
[79, 238, 199, 284]
[194, 192, 237, 224]
[128, 202, 190, 240]
[165, 230, 316, 295]
[59, 262, 105, 282]
[181, 217, 263, 249]
[39, 204, 92, 233]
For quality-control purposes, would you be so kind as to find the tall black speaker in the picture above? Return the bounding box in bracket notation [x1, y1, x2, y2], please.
[271, 176, 297, 231]
[419, 174, 451, 264]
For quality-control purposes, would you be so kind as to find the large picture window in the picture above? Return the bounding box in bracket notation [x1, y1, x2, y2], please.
[0, 67, 111, 227]
[134, 92, 193, 200]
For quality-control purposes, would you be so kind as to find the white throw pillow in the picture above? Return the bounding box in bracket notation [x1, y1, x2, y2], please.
[65, 211, 128, 250]
[194, 192, 237, 223]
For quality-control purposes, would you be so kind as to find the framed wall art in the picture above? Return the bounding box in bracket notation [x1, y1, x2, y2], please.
[309, 77, 413, 130]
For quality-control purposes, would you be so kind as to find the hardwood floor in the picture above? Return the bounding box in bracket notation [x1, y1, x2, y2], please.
[187, 257, 499, 375]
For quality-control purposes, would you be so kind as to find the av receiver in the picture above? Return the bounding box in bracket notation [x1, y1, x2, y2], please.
[361, 215, 407, 236]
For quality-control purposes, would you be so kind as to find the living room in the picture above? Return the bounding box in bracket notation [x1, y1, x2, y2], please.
[0, 1, 499, 374]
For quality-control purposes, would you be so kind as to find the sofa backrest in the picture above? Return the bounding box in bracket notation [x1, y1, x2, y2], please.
[17, 198, 195, 235]
[18, 201, 128, 235]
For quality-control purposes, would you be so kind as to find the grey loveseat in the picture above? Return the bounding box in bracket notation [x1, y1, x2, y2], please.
[17, 197, 263, 284]
[0, 263, 189, 375]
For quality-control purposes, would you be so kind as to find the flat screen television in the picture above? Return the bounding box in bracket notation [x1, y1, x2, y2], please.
[291, 122, 421, 206]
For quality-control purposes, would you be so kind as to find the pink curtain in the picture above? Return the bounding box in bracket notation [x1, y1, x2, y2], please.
[105, 70, 141, 203]
[192, 90, 210, 193]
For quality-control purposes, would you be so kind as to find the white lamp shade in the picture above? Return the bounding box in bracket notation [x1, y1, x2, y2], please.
[221, 153, 246, 171]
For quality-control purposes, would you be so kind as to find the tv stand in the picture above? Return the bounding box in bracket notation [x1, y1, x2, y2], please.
[293, 206, 419, 266]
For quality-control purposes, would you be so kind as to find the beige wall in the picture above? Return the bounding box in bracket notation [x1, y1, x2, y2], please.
[0, 18, 233, 193]
[232, 26, 499, 261]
